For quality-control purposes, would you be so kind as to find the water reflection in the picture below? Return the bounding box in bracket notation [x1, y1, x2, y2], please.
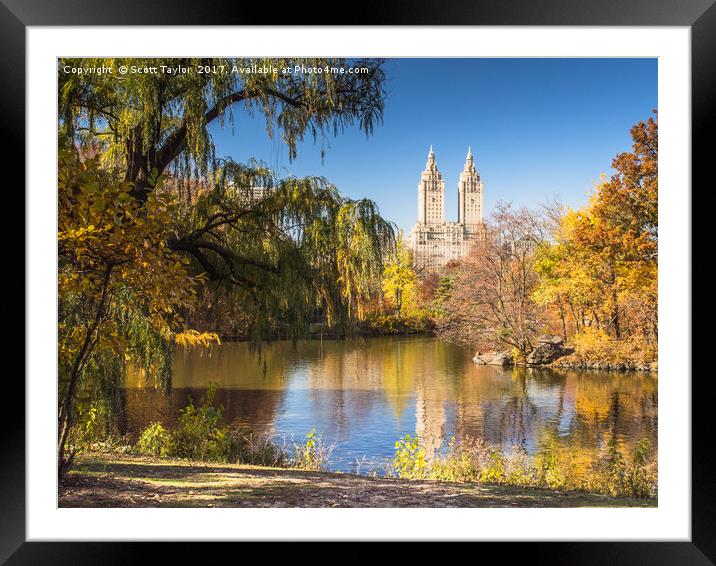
[122, 336, 657, 473]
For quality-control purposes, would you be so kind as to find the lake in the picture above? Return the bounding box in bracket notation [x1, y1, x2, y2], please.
[122, 336, 658, 474]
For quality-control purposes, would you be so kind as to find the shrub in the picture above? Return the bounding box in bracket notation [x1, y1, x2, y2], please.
[391, 433, 428, 479]
[171, 384, 232, 461]
[535, 436, 565, 489]
[390, 433, 656, 499]
[504, 445, 535, 485]
[136, 422, 173, 458]
[234, 432, 290, 467]
[292, 428, 334, 471]
[135, 383, 234, 462]
[592, 436, 657, 498]
[429, 437, 484, 482]
[133, 388, 335, 470]
[626, 439, 657, 498]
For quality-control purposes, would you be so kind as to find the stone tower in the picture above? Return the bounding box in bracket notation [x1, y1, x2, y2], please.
[458, 147, 483, 225]
[417, 146, 445, 225]
[408, 145, 487, 272]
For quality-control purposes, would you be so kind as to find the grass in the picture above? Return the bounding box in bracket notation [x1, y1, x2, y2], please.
[59, 452, 657, 508]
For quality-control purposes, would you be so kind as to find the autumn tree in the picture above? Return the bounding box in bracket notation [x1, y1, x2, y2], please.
[57, 149, 220, 476]
[382, 231, 418, 317]
[533, 113, 658, 341]
[438, 203, 549, 355]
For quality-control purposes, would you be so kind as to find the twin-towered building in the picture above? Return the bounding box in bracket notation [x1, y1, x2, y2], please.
[408, 147, 487, 272]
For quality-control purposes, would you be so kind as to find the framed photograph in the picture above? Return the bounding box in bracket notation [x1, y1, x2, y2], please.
[9, 0, 709, 560]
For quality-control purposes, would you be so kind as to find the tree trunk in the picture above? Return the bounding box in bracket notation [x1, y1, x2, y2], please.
[609, 263, 621, 339]
[58, 267, 113, 479]
[558, 297, 567, 342]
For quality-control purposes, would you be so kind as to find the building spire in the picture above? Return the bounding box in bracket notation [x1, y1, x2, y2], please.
[426, 145, 436, 170]
[464, 146, 475, 171]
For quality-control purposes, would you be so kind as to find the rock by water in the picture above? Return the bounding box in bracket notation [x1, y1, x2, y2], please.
[525, 335, 568, 365]
[473, 350, 513, 366]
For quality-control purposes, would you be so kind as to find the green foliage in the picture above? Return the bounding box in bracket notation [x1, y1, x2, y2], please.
[361, 312, 433, 335]
[134, 390, 332, 470]
[57, 57, 395, 474]
[69, 402, 100, 451]
[59, 57, 387, 177]
[135, 384, 233, 462]
[430, 276, 454, 317]
[136, 422, 173, 458]
[58, 57, 395, 340]
[391, 434, 428, 480]
[170, 384, 233, 461]
[163, 160, 396, 339]
[536, 436, 565, 489]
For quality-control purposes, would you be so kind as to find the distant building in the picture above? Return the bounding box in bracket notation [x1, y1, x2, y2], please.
[408, 147, 486, 272]
[236, 185, 274, 205]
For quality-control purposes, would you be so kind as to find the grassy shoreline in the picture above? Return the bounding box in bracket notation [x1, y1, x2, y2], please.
[59, 452, 657, 508]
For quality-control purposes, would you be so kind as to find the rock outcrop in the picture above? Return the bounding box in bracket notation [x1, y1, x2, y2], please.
[525, 335, 568, 365]
[550, 358, 658, 372]
[473, 350, 513, 366]
[471, 336, 654, 372]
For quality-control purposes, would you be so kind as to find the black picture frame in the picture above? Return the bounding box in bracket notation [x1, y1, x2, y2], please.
[6, 0, 708, 560]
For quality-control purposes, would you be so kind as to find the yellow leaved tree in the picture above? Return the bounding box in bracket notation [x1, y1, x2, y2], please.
[58, 149, 216, 476]
[382, 231, 418, 318]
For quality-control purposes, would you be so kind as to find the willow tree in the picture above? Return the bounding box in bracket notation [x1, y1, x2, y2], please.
[58, 57, 386, 198]
[58, 58, 394, 333]
[170, 160, 394, 338]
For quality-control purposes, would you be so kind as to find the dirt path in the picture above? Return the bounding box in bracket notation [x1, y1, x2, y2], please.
[59, 453, 656, 508]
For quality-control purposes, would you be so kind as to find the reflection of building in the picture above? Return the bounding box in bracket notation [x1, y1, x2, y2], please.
[408, 147, 487, 272]
[415, 385, 446, 460]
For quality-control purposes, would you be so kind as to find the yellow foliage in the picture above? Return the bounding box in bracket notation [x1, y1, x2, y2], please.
[382, 230, 418, 318]
[58, 148, 210, 390]
[567, 327, 657, 365]
[174, 330, 222, 348]
[532, 114, 658, 345]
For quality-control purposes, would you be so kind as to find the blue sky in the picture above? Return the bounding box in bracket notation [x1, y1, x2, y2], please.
[208, 58, 657, 233]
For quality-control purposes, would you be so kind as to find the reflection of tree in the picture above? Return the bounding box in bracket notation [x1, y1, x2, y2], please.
[123, 337, 657, 466]
[380, 340, 417, 417]
[449, 366, 657, 461]
[121, 387, 285, 439]
[122, 341, 302, 438]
